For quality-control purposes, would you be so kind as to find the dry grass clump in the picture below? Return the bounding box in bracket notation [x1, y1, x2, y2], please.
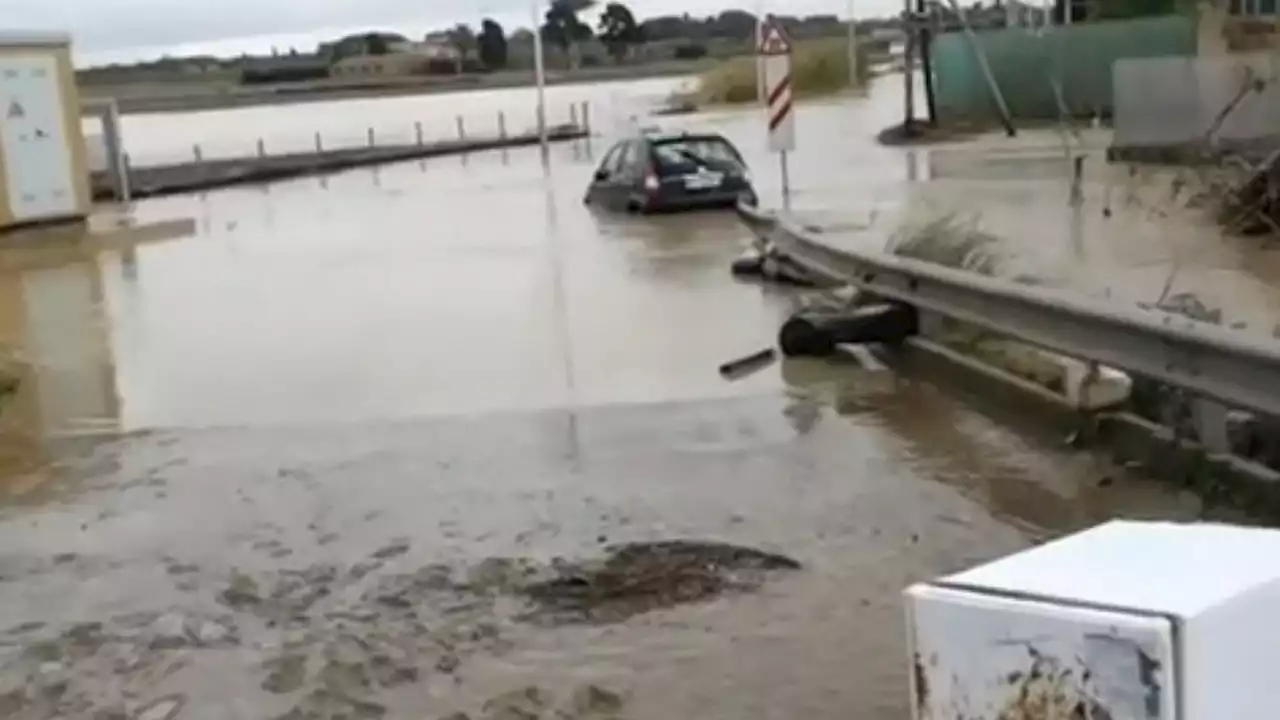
[691, 39, 871, 106]
[884, 212, 1065, 390]
[885, 213, 1004, 276]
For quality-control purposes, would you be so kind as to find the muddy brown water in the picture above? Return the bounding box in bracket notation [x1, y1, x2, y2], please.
[0, 77, 1251, 719]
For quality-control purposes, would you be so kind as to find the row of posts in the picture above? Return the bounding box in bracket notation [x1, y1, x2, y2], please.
[188, 101, 591, 162]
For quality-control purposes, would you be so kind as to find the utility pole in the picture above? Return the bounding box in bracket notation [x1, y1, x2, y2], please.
[918, 0, 937, 125]
[902, 0, 915, 128]
[847, 0, 861, 90]
[532, 0, 549, 166]
[756, 3, 766, 104]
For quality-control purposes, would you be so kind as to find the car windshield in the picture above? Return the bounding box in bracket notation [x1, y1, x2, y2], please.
[651, 138, 743, 172]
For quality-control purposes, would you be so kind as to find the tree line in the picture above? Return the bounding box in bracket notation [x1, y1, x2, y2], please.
[82, 2, 874, 78]
[425, 2, 858, 71]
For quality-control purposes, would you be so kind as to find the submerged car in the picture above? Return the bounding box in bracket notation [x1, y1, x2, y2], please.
[583, 130, 758, 213]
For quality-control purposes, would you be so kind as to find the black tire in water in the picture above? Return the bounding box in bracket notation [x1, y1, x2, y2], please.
[778, 316, 837, 358]
[730, 254, 765, 278]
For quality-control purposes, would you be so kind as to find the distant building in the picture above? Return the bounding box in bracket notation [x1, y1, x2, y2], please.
[404, 36, 461, 61]
[1199, 0, 1280, 53]
[240, 55, 330, 84]
[318, 32, 410, 62]
[325, 32, 462, 79]
[328, 52, 431, 78]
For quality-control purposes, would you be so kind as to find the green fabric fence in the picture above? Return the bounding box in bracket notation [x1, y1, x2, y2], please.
[929, 15, 1197, 121]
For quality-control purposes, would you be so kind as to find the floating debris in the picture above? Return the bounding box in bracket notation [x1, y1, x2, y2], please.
[718, 347, 777, 380]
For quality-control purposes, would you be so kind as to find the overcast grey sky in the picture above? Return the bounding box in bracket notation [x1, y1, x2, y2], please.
[15, 0, 899, 63]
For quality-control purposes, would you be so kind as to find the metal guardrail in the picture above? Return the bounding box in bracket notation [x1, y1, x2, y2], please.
[737, 203, 1280, 419]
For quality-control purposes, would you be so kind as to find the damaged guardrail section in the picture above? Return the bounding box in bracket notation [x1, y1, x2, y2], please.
[736, 202, 1280, 421]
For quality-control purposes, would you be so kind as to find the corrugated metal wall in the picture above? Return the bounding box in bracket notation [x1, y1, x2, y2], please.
[930, 16, 1197, 121]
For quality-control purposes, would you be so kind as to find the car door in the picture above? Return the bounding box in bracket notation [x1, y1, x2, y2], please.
[586, 141, 626, 208]
[613, 141, 649, 210]
[599, 141, 643, 211]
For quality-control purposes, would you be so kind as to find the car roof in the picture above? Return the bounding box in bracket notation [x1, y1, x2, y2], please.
[632, 128, 732, 145]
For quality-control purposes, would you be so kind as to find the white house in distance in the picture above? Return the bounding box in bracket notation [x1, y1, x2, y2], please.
[409, 34, 461, 61]
[329, 35, 461, 78]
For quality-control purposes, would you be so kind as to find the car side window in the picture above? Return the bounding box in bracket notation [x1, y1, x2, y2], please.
[596, 143, 624, 178]
[625, 141, 652, 176]
[611, 141, 636, 176]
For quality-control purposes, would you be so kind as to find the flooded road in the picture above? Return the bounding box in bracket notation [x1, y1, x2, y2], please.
[109, 77, 696, 166]
[0, 77, 1233, 719]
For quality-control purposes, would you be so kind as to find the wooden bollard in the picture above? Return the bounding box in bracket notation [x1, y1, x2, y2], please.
[256, 138, 266, 158]
[415, 122, 423, 146]
[120, 152, 133, 203]
[456, 116, 466, 141]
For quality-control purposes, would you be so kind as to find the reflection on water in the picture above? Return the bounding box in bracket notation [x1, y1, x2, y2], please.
[0, 220, 193, 482]
[6, 257, 118, 438]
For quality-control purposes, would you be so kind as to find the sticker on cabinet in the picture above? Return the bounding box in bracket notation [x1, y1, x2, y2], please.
[0, 54, 75, 222]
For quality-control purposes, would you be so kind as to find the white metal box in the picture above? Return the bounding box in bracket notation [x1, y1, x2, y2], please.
[0, 32, 90, 230]
[905, 520, 1280, 720]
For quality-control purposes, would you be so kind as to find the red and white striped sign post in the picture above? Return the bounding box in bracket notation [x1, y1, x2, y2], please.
[759, 17, 795, 208]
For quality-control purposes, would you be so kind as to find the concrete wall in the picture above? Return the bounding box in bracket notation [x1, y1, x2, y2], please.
[930, 16, 1197, 121]
[0, 34, 91, 230]
[1112, 51, 1280, 155]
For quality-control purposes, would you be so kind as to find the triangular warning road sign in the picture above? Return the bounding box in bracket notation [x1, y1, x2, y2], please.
[758, 20, 792, 56]
[6, 100, 23, 120]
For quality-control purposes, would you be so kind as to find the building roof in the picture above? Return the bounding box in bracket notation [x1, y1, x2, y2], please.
[244, 55, 330, 71]
[0, 31, 72, 48]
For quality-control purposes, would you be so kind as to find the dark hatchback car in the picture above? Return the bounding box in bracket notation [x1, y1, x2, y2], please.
[583, 130, 758, 214]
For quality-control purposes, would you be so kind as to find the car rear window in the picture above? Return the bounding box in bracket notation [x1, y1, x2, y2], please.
[651, 137, 744, 173]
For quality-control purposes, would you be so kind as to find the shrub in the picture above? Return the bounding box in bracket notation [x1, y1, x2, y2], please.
[673, 43, 710, 60]
[692, 38, 870, 105]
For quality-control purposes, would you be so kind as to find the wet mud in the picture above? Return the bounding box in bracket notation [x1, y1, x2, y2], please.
[516, 541, 801, 625]
[0, 534, 799, 720]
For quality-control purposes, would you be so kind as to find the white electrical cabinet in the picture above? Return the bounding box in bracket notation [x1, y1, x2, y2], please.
[905, 520, 1280, 720]
[0, 32, 87, 230]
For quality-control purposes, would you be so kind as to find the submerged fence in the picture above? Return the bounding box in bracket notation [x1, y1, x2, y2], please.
[85, 102, 592, 171]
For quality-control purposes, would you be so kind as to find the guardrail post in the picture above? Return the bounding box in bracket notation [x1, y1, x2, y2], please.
[256, 138, 266, 158]
[456, 116, 466, 141]
[415, 122, 424, 146]
[121, 152, 133, 203]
